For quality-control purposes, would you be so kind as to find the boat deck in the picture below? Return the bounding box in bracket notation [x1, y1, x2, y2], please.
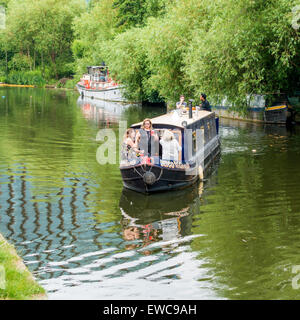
[131, 109, 213, 129]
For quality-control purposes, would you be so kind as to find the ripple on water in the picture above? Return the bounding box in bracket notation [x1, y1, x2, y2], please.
[1, 90, 300, 299]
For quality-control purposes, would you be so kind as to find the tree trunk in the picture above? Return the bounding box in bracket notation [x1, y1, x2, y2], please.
[5, 50, 8, 76]
[33, 50, 36, 70]
[28, 48, 32, 71]
[51, 51, 58, 79]
[41, 52, 44, 77]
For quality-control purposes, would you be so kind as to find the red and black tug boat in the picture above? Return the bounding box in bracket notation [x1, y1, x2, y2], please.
[120, 104, 221, 194]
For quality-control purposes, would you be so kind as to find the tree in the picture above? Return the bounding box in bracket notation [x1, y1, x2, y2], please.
[184, 0, 300, 106]
[72, 0, 120, 75]
[103, 0, 299, 106]
[102, 27, 150, 102]
[1, 0, 85, 80]
[113, 0, 166, 28]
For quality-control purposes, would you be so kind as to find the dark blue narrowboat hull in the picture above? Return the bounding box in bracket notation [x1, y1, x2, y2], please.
[120, 143, 221, 194]
[121, 164, 198, 193]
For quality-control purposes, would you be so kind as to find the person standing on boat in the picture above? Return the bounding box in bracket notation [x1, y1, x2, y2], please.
[121, 129, 141, 162]
[200, 93, 211, 112]
[176, 95, 187, 109]
[136, 119, 159, 160]
[160, 130, 182, 162]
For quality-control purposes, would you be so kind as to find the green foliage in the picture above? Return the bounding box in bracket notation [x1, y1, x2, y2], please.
[0, 0, 86, 83]
[8, 53, 33, 71]
[184, 0, 300, 107]
[0, 0, 10, 9]
[0, 67, 6, 82]
[102, 26, 163, 102]
[72, 0, 120, 76]
[113, 0, 147, 28]
[101, 0, 299, 105]
[103, 0, 209, 103]
[65, 77, 80, 89]
[6, 70, 46, 86]
[0, 0, 298, 105]
[102, 27, 148, 101]
[142, 0, 209, 103]
[72, 40, 85, 60]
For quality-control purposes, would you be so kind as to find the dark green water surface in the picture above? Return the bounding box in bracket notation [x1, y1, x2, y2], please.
[0, 87, 300, 299]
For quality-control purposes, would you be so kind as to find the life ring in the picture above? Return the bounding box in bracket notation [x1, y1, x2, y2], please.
[143, 171, 156, 185]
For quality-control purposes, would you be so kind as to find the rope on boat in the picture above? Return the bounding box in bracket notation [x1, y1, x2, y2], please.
[156, 168, 163, 182]
[133, 166, 144, 178]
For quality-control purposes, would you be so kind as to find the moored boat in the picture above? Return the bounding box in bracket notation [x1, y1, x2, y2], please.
[120, 104, 221, 194]
[76, 65, 127, 102]
[213, 93, 297, 124]
[263, 94, 296, 124]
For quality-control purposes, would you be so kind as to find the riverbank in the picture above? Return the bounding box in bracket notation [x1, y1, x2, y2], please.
[0, 83, 35, 88]
[0, 234, 47, 300]
[0, 82, 77, 90]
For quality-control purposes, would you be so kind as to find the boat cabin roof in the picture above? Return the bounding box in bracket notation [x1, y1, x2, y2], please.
[87, 66, 107, 73]
[87, 66, 107, 69]
[131, 110, 214, 129]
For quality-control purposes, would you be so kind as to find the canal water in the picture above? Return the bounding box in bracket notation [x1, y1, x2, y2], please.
[0, 87, 300, 300]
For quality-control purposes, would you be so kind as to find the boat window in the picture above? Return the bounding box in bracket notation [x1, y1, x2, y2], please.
[200, 126, 205, 144]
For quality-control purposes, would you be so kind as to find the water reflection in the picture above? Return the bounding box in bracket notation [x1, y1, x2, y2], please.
[120, 183, 203, 251]
[1, 88, 300, 299]
[77, 96, 135, 126]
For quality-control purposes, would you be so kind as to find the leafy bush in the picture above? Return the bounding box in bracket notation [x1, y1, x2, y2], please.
[65, 77, 79, 89]
[0, 69, 6, 82]
[6, 70, 46, 86]
[8, 53, 33, 72]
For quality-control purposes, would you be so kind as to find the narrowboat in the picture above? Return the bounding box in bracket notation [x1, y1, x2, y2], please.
[120, 104, 221, 194]
[264, 94, 296, 124]
[76, 65, 127, 102]
[213, 93, 297, 124]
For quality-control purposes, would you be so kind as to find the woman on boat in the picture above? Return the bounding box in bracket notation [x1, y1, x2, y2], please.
[121, 128, 141, 161]
[159, 130, 182, 162]
[135, 119, 159, 158]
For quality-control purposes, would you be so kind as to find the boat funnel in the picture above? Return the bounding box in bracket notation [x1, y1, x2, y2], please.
[189, 99, 194, 119]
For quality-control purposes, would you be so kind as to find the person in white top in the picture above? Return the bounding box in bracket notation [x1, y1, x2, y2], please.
[160, 130, 182, 162]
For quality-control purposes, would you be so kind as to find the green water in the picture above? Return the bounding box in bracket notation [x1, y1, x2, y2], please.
[0, 87, 300, 299]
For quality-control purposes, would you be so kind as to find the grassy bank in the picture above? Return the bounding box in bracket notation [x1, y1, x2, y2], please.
[0, 234, 47, 300]
[0, 70, 79, 90]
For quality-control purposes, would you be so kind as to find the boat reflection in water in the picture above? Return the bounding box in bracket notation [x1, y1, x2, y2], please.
[77, 96, 134, 126]
[263, 123, 296, 137]
[119, 181, 204, 253]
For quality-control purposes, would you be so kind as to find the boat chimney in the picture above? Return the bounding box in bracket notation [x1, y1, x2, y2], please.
[189, 99, 194, 119]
